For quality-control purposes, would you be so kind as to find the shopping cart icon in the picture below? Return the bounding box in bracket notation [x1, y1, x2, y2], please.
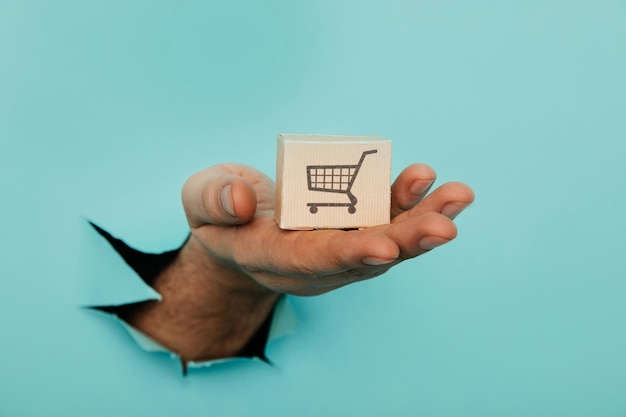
[306, 149, 378, 214]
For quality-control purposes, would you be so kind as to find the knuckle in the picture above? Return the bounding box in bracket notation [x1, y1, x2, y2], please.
[201, 183, 224, 221]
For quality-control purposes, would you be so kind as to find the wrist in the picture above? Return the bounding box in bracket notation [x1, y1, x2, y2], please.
[121, 236, 279, 362]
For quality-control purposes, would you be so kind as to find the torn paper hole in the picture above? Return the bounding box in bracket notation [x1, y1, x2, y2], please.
[80, 221, 297, 375]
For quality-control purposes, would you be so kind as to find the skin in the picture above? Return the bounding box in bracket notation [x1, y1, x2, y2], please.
[122, 163, 474, 362]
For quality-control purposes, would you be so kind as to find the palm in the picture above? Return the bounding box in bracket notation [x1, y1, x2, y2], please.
[184, 164, 473, 296]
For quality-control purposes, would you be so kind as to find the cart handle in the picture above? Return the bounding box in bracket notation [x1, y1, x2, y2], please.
[352, 149, 378, 181]
[356, 149, 378, 165]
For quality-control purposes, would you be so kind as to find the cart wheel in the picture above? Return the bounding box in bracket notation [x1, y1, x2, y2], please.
[310, 206, 318, 214]
[348, 206, 356, 214]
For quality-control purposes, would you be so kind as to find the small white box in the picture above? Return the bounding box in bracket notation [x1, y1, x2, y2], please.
[275, 134, 392, 230]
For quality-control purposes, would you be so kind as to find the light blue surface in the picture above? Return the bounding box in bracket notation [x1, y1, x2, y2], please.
[1, 1, 626, 416]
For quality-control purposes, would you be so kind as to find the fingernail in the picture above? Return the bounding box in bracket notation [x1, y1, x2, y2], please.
[441, 202, 470, 219]
[419, 236, 451, 250]
[410, 179, 435, 196]
[362, 257, 396, 266]
[220, 185, 237, 218]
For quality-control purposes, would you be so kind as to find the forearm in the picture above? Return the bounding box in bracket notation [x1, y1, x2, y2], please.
[121, 237, 280, 362]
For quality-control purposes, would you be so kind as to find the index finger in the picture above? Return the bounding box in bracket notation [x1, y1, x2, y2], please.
[390, 164, 436, 218]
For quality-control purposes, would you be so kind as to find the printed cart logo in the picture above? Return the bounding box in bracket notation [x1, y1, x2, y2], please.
[305, 149, 377, 214]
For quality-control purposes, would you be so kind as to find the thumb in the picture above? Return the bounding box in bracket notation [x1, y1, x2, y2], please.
[182, 167, 257, 228]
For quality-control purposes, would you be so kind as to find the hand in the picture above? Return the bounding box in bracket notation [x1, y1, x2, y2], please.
[124, 163, 474, 362]
[181, 163, 474, 296]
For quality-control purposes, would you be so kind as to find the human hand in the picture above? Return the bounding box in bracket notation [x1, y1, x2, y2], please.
[124, 162, 474, 361]
[181, 163, 474, 296]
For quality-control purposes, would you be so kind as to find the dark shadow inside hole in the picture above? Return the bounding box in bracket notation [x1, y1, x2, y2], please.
[87, 222, 273, 374]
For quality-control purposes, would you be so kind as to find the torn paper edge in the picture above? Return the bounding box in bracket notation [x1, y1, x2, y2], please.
[98, 296, 297, 370]
[82, 221, 297, 370]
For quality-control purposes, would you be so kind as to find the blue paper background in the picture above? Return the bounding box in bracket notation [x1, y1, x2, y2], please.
[1, 1, 625, 415]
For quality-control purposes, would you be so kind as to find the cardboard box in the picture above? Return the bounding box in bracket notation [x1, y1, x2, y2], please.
[275, 134, 392, 230]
